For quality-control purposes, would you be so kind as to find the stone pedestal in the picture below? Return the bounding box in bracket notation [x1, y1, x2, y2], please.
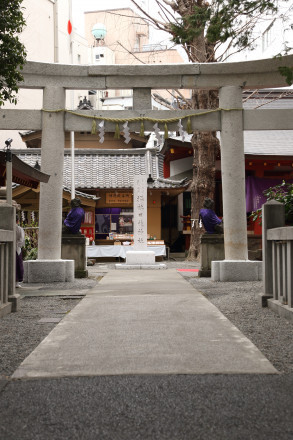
[23, 259, 74, 283]
[61, 234, 88, 278]
[199, 234, 224, 277]
[126, 250, 156, 265]
[116, 249, 166, 269]
[211, 260, 262, 282]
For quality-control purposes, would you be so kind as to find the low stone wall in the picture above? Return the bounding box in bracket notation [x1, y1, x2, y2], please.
[61, 234, 87, 278]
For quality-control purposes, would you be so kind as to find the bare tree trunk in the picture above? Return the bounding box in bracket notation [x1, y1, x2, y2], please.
[186, 89, 219, 261]
[131, 0, 221, 261]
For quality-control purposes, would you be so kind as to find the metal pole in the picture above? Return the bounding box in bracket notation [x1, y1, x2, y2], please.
[6, 160, 12, 205]
[5, 139, 13, 205]
[69, 0, 75, 200]
[71, 131, 75, 199]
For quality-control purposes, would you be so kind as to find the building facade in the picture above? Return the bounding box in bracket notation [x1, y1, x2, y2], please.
[0, 0, 88, 149]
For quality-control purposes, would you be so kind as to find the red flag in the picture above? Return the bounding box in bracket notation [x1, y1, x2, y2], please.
[67, 20, 72, 35]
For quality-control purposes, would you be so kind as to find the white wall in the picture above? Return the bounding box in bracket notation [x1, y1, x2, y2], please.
[170, 157, 193, 177]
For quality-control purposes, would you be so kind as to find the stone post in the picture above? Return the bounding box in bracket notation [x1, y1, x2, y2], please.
[211, 86, 262, 281]
[219, 85, 247, 260]
[116, 175, 165, 269]
[38, 86, 65, 259]
[261, 200, 285, 305]
[133, 174, 148, 251]
[133, 88, 152, 111]
[123, 175, 155, 266]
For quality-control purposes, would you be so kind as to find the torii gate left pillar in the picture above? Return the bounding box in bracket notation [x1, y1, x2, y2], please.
[23, 86, 74, 283]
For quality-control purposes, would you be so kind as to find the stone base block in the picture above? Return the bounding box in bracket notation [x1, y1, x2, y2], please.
[259, 293, 273, 307]
[199, 233, 224, 277]
[8, 294, 21, 312]
[23, 259, 75, 283]
[0, 302, 12, 318]
[115, 263, 167, 270]
[61, 234, 87, 278]
[198, 269, 211, 278]
[126, 250, 155, 265]
[75, 269, 88, 278]
[267, 299, 293, 322]
[211, 260, 263, 282]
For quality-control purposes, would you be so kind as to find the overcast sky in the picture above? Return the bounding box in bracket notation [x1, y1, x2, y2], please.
[72, 0, 153, 36]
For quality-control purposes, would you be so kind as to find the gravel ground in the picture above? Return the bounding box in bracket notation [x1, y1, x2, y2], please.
[0, 296, 82, 378]
[1, 259, 293, 377]
[187, 277, 293, 374]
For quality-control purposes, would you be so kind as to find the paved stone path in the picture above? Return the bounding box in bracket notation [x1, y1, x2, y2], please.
[13, 269, 276, 378]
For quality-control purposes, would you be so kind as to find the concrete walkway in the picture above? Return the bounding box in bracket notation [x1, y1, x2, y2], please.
[13, 269, 276, 378]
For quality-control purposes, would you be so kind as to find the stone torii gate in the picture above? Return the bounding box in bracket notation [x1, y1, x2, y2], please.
[1, 55, 292, 282]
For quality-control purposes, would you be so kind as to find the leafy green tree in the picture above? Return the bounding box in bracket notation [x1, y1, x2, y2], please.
[0, 0, 27, 107]
[131, 0, 286, 259]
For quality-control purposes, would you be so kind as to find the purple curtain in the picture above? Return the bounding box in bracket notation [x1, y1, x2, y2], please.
[246, 176, 293, 212]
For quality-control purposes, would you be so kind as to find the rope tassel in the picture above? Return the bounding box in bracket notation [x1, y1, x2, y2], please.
[140, 121, 144, 137]
[187, 116, 192, 134]
[114, 123, 120, 139]
[91, 119, 97, 135]
[164, 123, 168, 139]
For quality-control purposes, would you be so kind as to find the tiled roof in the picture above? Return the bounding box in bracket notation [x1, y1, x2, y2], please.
[14, 148, 187, 190]
[169, 130, 293, 157]
[243, 131, 293, 156]
[11, 183, 99, 200]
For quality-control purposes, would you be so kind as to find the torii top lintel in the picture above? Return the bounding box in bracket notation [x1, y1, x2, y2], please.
[19, 55, 293, 91]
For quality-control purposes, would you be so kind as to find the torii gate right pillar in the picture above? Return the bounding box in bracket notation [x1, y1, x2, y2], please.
[212, 85, 262, 281]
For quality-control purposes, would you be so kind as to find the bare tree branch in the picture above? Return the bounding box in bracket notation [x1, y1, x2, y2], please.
[174, 89, 192, 108]
[152, 93, 174, 109]
[254, 91, 293, 109]
[130, 0, 166, 30]
[166, 88, 193, 109]
[116, 41, 146, 64]
[159, 0, 175, 6]
[242, 89, 260, 103]
[156, 0, 178, 21]
[159, 0, 178, 12]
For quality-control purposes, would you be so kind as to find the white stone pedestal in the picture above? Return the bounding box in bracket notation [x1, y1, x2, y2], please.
[115, 250, 167, 269]
[23, 259, 75, 283]
[126, 250, 156, 265]
[211, 260, 262, 282]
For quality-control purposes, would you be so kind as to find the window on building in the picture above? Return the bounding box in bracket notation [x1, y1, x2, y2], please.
[95, 54, 104, 61]
[262, 20, 276, 52]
